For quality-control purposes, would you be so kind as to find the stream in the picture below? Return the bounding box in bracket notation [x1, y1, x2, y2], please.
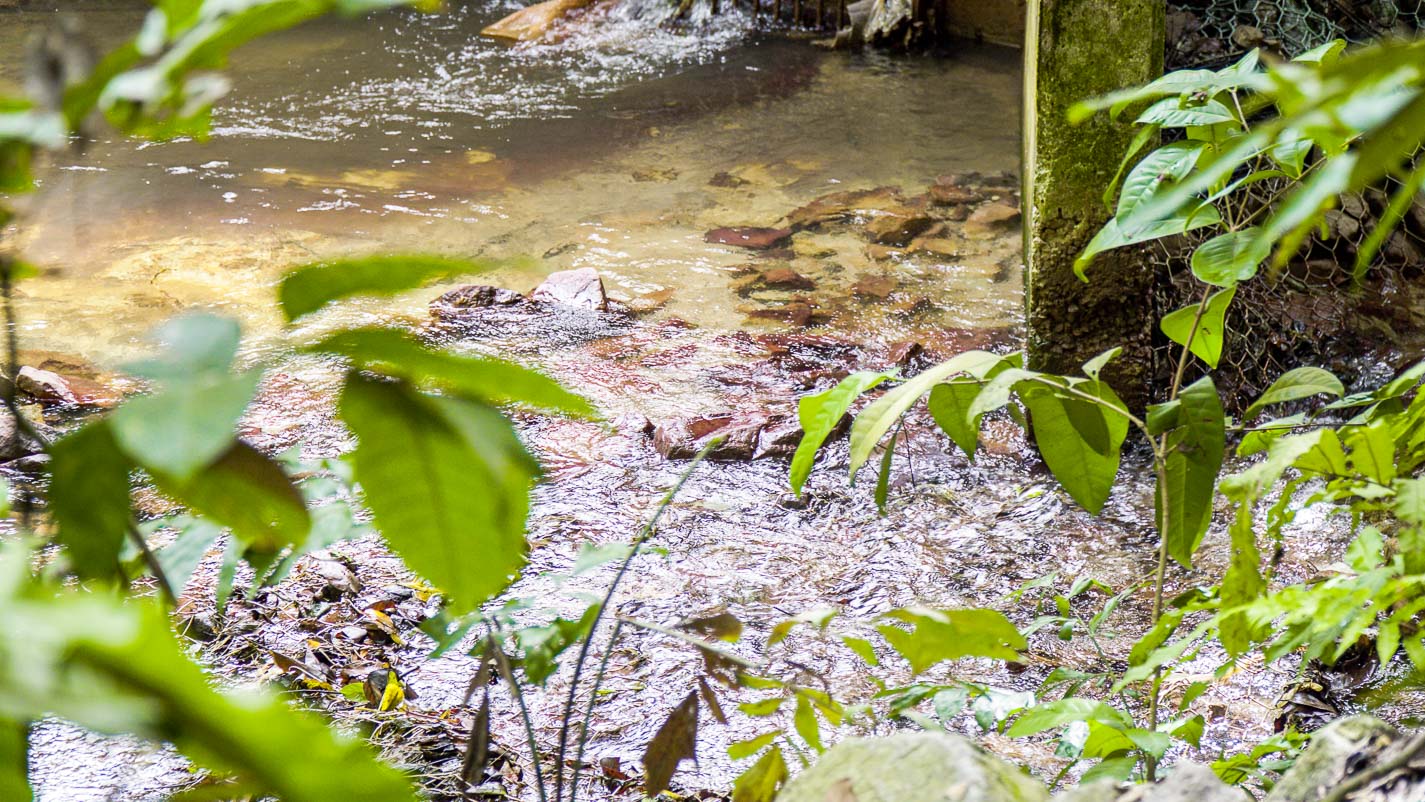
[0, 2, 1391, 800]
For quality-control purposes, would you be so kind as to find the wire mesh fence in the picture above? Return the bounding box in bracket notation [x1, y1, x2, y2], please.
[1150, 2, 1425, 409]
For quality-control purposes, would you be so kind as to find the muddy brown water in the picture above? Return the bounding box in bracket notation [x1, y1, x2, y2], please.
[0, 2, 1391, 800]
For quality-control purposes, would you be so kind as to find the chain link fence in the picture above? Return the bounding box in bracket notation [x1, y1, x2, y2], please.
[1151, 2, 1425, 409]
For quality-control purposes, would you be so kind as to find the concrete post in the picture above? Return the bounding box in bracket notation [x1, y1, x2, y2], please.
[1022, 0, 1165, 409]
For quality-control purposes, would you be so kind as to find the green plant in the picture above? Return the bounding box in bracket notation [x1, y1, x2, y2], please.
[789, 36, 1425, 786]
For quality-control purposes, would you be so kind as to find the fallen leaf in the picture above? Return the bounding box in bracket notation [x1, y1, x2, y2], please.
[642, 690, 699, 796]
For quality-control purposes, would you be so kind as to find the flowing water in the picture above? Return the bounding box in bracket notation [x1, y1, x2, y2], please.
[0, 3, 1375, 800]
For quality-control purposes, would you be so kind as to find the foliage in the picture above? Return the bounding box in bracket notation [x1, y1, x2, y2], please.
[786, 34, 1425, 787]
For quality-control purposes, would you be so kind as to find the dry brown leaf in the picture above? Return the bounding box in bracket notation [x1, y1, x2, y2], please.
[698, 676, 728, 725]
[642, 690, 699, 796]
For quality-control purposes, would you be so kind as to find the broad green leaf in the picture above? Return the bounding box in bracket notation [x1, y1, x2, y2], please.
[842, 636, 879, 667]
[1075, 206, 1221, 279]
[123, 313, 240, 381]
[155, 517, 224, 594]
[340, 374, 535, 611]
[1160, 287, 1235, 369]
[1243, 367, 1345, 421]
[738, 698, 784, 717]
[1083, 755, 1138, 783]
[848, 351, 1003, 480]
[731, 745, 787, 802]
[790, 370, 895, 496]
[515, 604, 600, 685]
[1345, 421, 1396, 484]
[1191, 228, 1269, 287]
[728, 731, 780, 760]
[1219, 507, 1266, 654]
[1345, 528, 1385, 573]
[877, 607, 1026, 674]
[111, 370, 261, 483]
[928, 380, 983, 460]
[1237, 413, 1307, 457]
[49, 422, 133, 582]
[1021, 382, 1129, 515]
[309, 327, 594, 418]
[279, 255, 500, 322]
[0, 718, 27, 802]
[0, 565, 418, 800]
[1158, 376, 1226, 568]
[1005, 699, 1130, 737]
[1135, 97, 1237, 128]
[1082, 347, 1122, 381]
[793, 694, 822, 752]
[1117, 141, 1207, 217]
[152, 441, 310, 555]
[1103, 124, 1161, 210]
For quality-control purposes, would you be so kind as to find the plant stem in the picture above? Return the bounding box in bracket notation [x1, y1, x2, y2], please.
[484, 623, 548, 802]
[553, 445, 713, 802]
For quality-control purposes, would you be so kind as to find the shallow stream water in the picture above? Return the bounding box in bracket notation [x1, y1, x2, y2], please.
[0, 2, 1378, 800]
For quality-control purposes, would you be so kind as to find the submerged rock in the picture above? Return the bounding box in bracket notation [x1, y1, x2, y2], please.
[778, 732, 1048, 802]
[865, 211, 937, 246]
[704, 226, 794, 251]
[531, 267, 608, 311]
[430, 284, 530, 316]
[651, 411, 807, 462]
[785, 186, 905, 230]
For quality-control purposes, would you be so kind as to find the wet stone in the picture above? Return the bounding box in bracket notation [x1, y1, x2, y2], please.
[928, 183, 983, 205]
[865, 211, 937, 246]
[851, 274, 898, 300]
[707, 171, 748, 188]
[429, 284, 530, 316]
[759, 266, 816, 291]
[785, 185, 905, 230]
[964, 199, 1022, 234]
[17, 366, 78, 406]
[704, 226, 793, 250]
[531, 267, 608, 311]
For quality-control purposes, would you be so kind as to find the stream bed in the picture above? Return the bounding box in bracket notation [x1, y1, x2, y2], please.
[0, 2, 1386, 800]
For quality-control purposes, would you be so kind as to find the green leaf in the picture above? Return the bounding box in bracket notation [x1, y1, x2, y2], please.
[155, 518, 224, 594]
[340, 374, 535, 612]
[152, 441, 310, 555]
[1021, 381, 1129, 515]
[1135, 97, 1238, 128]
[1075, 206, 1222, 279]
[1005, 699, 1130, 737]
[0, 566, 418, 800]
[0, 718, 28, 802]
[738, 698, 784, 717]
[111, 370, 261, 483]
[309, 327, 594, 418]
[842, 636, 879, 667]
[874, 430, 896, 514]
[730, 745, 787, 802]
[1191, 228, 1269, 287]
[1345, 420, 1396, 484]
[793, 694, 822, 752]
[49, 422, 133, 582]
[1103, 124, 1162, 210]
[1161, 287, 1235, 369]
[1158, 376, 1226, 568]
[1243, 367, 1345, 421]
[728, 731, 781, 760]
[1117, 141, 1207, 217]
[928, 380, 984, 460]
[1081, 755, 1138, 783]
[789, 370, 895, 496]
[1082, 347, 1122, 381]
[848, 351, 1004, 480]
[279, 255, 500, 322]
[123, 313, 240, 382]
[515, 604, 600, 685]
[877, 607, 1026, 674]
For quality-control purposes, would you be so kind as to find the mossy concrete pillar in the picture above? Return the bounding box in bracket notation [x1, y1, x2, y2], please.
[1023, 0, 1164, 409]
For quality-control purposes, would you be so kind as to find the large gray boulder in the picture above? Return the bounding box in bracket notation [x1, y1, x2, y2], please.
[776, 732, 1048, 802]
[1266, 715, 1402, 802]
